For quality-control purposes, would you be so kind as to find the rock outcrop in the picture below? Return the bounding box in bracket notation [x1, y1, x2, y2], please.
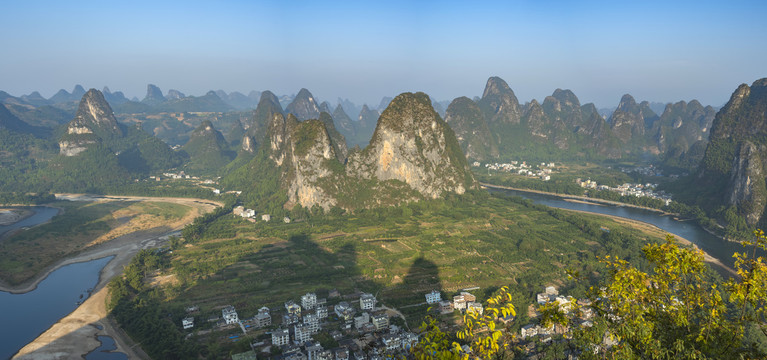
[236, 92, 476, 211]
[142, 84, 166, 105]
[698, 78, 767, 226]
[243, 91, 283, 153]
[59, 89, 122, 156]
[348, 92, 476, 199]
[477, 76, 522, 125]
[444, 96, 498, 161]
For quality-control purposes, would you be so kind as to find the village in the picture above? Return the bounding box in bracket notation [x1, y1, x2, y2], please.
[473, 161, 557, 181]
[575, 178, 673, 205]
[174, 281, 615, 360]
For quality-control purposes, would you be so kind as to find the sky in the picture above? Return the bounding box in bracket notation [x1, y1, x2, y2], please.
[1, 0, 765, 108]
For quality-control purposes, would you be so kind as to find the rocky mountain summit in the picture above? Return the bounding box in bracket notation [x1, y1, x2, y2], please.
[59, 89, 122, 156]
[286, 88, 321, 121]
[697, 78, 767, 226]
[230, 92, 476, 212]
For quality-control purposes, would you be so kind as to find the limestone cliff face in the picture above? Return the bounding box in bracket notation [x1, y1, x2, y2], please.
[243, 91, 283, 153]
[318, 112, 348, 162]
[726, 141, 767, 226]
[59, 89, 121, 156]
[698, 78, 767, 226]
[265, 113, 339, 211]
[249, 92, 477, 211]
[444, 96, 498, 161]
[523, 100, 547, 138]
[478, 76, 522, 125]
[610, 94, 647, 143]
[348, 92, 476, 199]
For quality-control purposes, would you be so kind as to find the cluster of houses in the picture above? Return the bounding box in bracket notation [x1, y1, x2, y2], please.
[475, 161, 556, 181]
[187, 290, 421, 360]
[576, 178, 672, 205]
[233, 206, 291, 223]
[424, 290, 484, 316]
[517, 286, 603, 350]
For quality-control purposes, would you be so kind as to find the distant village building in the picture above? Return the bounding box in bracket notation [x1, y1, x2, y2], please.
[294, 323, 313, 344]
[354, 312, 370, 329]
[255, 306, 271, 328]
[304, 313, 320, 334]
[302, 292, 317, 310]
[315, 305, 328, 319]
[334, 301, 355, 320]
[537, 286, 559, 304]
[466, 302, 483, 315]
[439, 300, 453, 314]
[425, 290, 441, 304]
[286, 300, 302, 316]
[371, 313, 389, 331]
[284, 216, 291, 223]
[182, 317, 194, 330]
[272, 328, 290, 346]
[359, 293, 376, 310]
[261, 214, 271, 222]
[222, 305, 239, 324]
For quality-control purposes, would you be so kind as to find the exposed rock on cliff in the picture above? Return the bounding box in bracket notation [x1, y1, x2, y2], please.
[478, 76, 522, 125]
[444, 96, 498, 161]
[698, 78, 767, 226]
[348, 92, 476, 199]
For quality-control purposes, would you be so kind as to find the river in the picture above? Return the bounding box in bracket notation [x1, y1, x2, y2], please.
[488, 187, 754, 269]
[0, 206, 60, 238]
[0, 256, 112, 360]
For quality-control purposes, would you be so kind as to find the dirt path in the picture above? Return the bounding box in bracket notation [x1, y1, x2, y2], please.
[10, 194, 221, 360]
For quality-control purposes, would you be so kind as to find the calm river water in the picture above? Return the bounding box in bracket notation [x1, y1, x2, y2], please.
[488, 188, 755, 269]
[0, 256, 112, 359]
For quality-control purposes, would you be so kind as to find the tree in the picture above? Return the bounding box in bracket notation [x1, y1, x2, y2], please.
[411, 286, 516, 359]
[544, 233, 767, 359]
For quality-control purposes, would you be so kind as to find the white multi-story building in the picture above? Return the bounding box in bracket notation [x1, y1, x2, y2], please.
[359, 293, 376, 310]
[315, 305, 328, 319]
[371, 314, 389, 331]
[304, 313, 320, 334]
[302, 292, 318, 310]
[425, 290, 441, 304]
[256, 306, 271, 328]
[272, 328, 290, 346]
[294, 323, 312, 344]
[222, 305, 239, 324]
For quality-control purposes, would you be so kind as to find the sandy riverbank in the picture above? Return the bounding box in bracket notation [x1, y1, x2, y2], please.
[0, 208, 34, 226]
[9, 195, 220, 360]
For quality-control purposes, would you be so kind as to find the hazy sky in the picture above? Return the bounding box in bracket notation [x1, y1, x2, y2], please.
[1, 0, 765, 108]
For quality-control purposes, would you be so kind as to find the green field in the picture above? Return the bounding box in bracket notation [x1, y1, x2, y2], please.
[104, 190, 696, 358]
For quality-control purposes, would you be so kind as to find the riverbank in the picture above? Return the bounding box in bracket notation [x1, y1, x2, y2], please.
[8, 195, 221, 360]
[0, 208, 33, 226]
[560, 208, 737, 277]
[481, 183, 677, 216]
